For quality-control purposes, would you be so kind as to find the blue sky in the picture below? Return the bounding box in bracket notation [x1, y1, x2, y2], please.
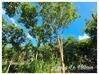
[63, 2, 97, 39]
[3, 2, 97, 46]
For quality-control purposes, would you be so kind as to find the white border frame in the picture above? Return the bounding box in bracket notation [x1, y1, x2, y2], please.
[1, 0, 98, 2]
[0, 0, 98, 74]
[0, 0, 2, 73]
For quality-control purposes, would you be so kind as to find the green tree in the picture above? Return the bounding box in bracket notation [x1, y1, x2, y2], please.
[3, 2, 20, 17]
[85, 13, 97, 70]
[39, 2, 78, 72]
[76, 13, 97, 72]
[2, 2, 38, 73]
[2, 2, 78, 73]
[85, 14, 97, 48]
[63, 37, 79, 71]
[19, 3, 37, 28]
[2, 20, 26, 72]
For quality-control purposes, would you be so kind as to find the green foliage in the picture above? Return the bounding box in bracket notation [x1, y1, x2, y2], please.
[2, 2, 97, 73]
[2, 18, 27, 73]
[2, 23, 26, 50]
[63, 37, 79, 70]
[40, 3, 78, 27]
[20, 3, 37, 28]
[3, 2, 20, 17]
[84, 14, 97, 69]
[85, 14, 97, 46]
[40, 2, 78, 36]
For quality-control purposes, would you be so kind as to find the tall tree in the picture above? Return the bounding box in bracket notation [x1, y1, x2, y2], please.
[63, 37, 79, 71]
[39, 2, 78, 72]
[85, 13, 97, 70]
[2, 19, 26, 72]
[2, 2, 78, 73]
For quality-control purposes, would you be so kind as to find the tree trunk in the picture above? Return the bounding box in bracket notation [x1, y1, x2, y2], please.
[6, 60, 12, 73]
[36, 51, 38, 60]
[58, 36, 66, 73]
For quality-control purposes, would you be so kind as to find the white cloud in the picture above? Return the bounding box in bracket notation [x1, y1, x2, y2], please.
[78, 34, 90, 40]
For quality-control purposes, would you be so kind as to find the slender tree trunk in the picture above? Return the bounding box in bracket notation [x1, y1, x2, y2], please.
[6, 60, 12, 73]
[58, 36, 65, 73]
[36, 51, 38, 60]
[6, 47, 21, 73]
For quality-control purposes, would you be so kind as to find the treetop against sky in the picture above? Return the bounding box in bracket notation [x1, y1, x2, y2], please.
[2, 2, 96, 46]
